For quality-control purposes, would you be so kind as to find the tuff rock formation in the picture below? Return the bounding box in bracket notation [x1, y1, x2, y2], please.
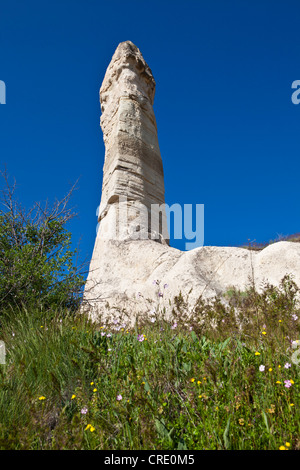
[83, 41, 300, 323]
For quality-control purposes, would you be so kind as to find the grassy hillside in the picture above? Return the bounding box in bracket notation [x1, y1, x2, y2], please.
[0, 276, 299, 450]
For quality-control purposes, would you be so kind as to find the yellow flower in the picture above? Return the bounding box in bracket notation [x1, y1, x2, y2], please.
[40, 326, 43, 328]
[262, 331, 267, 335]
[90, 382, 94, 385]
[203, 377, 207, 381]
[279, 445, 287, 450]
[198, 395, 202, 399]
[238, 418, 245, 426]
[278, 365, 281, 369]
[38, 396, 46, 401]
[290, 379, 295, 384]
[93, 388, 97, 392]
[269, 368, 273, 372]
[289, 403, 294, 407]
[197, 381, 202, 385]
[85, 424, 95, 432]
[285, 442, 291, 447]
[190, 378, 195, 383]
[215, 406, 219, 411]
[255, 352, 260, 356]
[276, 381, 282, 384]
[141, 381, 145, 385]
[71, 394, 76, 400]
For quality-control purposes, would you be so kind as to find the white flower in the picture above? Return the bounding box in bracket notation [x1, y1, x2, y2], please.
[259, 365, 265, 372]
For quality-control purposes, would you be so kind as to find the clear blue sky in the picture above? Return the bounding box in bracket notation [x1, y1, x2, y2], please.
[1, 0, 300, 270]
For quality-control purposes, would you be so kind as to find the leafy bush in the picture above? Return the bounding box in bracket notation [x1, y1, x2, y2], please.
[0, 170, 84, 312]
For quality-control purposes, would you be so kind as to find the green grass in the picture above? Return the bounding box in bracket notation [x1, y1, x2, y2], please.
[0, 276, 299, 450]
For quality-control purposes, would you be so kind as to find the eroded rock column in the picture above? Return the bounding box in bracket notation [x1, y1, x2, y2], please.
[97, 41, 168, 243]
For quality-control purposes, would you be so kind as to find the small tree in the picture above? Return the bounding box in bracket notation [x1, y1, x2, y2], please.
[0, 170, 85, 313]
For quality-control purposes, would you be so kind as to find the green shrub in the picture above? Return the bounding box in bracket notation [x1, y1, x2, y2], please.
[0, 171, 84, 312]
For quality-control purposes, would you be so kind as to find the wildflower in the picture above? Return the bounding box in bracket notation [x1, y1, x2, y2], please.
[276, 381, 282, 384]
[81, 407, 88, 415]
[238, 418, 245, 426]
[269, 368, 273, 372]
[284, 363, 291, 369]
[150, 318, 156, 323]
[279, 320, 282, 323]
[259, 365, 265, 372]
[290, 379, 295, 384]
[106, 333, 112, 338]
[190, 378, 195, 383]
[284, 380, 292, 388]
[292, 314, 298, 321]
[38, 396, 46, 401]
[278, 365, 281, 369]
[289, 403, 294, 407]
[93, 388, 97, 392]
[108, 348, 112, 351]
[285, 442, 291, 447]
[279, 445, 287, 450]
[90, 382, 94, 385]
[255, 352, 260, 356]
[198, 395, 202, 399]
[85, 424, 95, 432]
[71, 394, 76, 400]
[262, 331, 267, 335]
[152, 280, 158, 285]
[141, 381, 145, 385]
[158, 292, 163, 297]
[101, 332, 106, 336]
[137, 334, 145, 342]
[171, 323, 177, 330]
[197, 381, 202, 385]
[163, 283, 169, 289]
[116, 394, 122, 401]
[267, 404, 275, 414]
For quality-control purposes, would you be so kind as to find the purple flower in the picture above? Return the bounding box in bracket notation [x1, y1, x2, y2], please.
[284, 380, 292, 388]
[137, 334, 145, 342]
[163, 283, 169, 289]
[171, 323, 177, 330]
[153, 280, 158, 285]
[284, 363, 291, 369]
[116, 394, 122, 401]
[101, 332, 106, 336]
[158, 292, 163, 297]
[292, 314, 298, 321]
[150, 318, 156, 323]
[81, 407, 88, 415]
[106, 333, 112, 338]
